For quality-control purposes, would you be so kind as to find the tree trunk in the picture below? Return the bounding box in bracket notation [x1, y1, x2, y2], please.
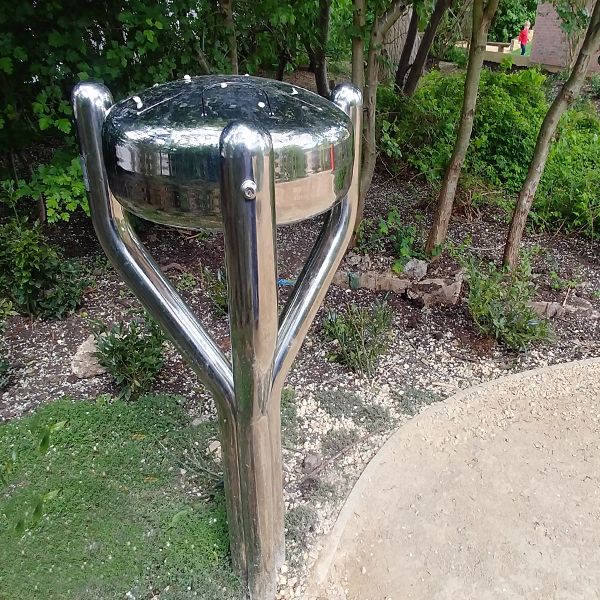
[352, 0, 366, 90]
[219, 0, 238, 74]
[425, 0, 499, 254]
[403, 0, 454, 96]
[358, 0, 410, 233]
[275, 49, 289, 81]
[395, 8, 419, 91]
[503, 1, 600, 270]
[309, 0, 333, 98]
[195, 46, 211, 75]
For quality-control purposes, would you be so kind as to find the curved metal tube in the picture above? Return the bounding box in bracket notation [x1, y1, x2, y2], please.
[72, 82, 235, 408]
[273, 84, 363, 392]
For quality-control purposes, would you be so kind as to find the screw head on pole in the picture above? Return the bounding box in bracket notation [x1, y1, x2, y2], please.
[241, 180, 257, 200]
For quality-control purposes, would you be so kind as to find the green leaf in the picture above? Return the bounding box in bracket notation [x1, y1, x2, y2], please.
[14, 518, 26, 534]
[43, 489, 60, 502]
[55, 119, 71, 134]
[38, 116, 53, 131]
[32, 499, 44, 522]
[50, 420, 67, 433]
[38, 429, 51, 454]
[0, 57, 13, 74]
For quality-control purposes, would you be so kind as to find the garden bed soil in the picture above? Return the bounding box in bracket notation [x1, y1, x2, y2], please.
[2, 169, 600, 599]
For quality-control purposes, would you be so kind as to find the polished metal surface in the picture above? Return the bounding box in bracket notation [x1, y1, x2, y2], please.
[103, 75, 354, 228]
[73, 77, 362, 600]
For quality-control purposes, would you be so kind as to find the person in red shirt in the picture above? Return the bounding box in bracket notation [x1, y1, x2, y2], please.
[519, 21, 531, 55]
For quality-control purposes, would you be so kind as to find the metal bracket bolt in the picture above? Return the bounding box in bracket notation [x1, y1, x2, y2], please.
[241, 180, 257, 200]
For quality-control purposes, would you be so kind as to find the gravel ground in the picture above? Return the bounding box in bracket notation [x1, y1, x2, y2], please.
[2, 172, 600, 599]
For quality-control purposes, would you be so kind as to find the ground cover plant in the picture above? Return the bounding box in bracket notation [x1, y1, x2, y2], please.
[0, 395, 242, 600]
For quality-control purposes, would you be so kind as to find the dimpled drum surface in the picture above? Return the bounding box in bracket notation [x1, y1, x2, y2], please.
[102, 75, 354, 229]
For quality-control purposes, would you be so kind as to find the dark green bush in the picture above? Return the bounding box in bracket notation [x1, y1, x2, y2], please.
[379, 69, 548, 191]
[379, 69, 600, 238]
[0, 219, 88, 318]
[534, 105, 600, 237]
[93, 313, 165, 400]
[323, 302, 393, 376]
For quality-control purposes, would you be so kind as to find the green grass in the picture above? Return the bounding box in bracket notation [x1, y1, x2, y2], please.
[0, 395, 243, 600]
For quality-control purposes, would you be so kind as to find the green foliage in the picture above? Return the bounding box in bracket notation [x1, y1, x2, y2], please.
[9, 152, 88, 222]
[534, 106, 600, 238]
[285, 504, 318, 546]
[176, 271, 198, 292]
[462, 254, 552, 351]
[443, 45, 468, 67]
[489, 0, 537, 43]
[0, 219, 88, 318]
[356, 207, 429, 269]
[380, 69, 600, 238]
[379, 69, 548, 191]
[281, 387, 300, 449]
[0, 395, 242, 600]
[323, 302, 393, 376]
[321, 427, 360, 457]
[394, 387, 441, 416]
[93, 313, 165, 400]
[203, 267, 228, 316]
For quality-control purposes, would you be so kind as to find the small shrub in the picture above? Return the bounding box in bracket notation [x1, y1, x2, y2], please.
[285, 505, 318, 546]
[321, 427, 360, 457]
[281, 387, 299, 448]
[354, 402, 392, 433]
[0, 219, 88, 318]
[93, 313, 165, 400]
[202, 267, 228, 316]
[394, 388, 441, 416]
[443, 45, 468, 67]
[323, 302, 393, 376]
[356, 207, 429, 268]
[0, 354, 10, 391]
[176, 272, 198, 292]
[463, 254, 552, 351]
[6, 152, 88, 223]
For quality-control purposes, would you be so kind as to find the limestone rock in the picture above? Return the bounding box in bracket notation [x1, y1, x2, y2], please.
[407, 273, 463, 307]
[403, 258, 428, 281]
[71, 335, 106, 379]
[530, 301, 565, 319]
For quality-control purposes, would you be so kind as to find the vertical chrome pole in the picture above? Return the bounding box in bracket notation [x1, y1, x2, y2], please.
[220, 122, 281, 599]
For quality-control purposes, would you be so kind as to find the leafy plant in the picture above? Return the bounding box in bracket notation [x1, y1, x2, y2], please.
[323, 301, 393, 376]
[549, 270, 581, 292]
[10, 152, 88, 222]
[356, 207, 428, 269]
[0, 218, 88, 318]
[202, 267, 228, 316]
[93, 312, 165, 400]
[176, 271, 198, 292]
[463, 254, 552, 351]
[443, 45, 468, 67]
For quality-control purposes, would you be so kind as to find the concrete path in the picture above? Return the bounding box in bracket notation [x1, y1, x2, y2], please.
[310, 359, 600, 600]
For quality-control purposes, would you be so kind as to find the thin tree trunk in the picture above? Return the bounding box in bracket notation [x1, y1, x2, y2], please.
[358, 0, 410, 233]
[219, 0, 238, 74]
[404, 0, 454, 95]
[425, 0, 499, 254]
[503, 2, 600, 269]
[395, 8, 419, 91]
[352, 0, 366, 90]
[275, 48, 289, 81]
[309, 0, 332, 97]
[195, 45, 211, 74]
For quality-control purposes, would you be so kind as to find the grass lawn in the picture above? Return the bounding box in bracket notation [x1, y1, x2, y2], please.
[0, 395, 243, 600]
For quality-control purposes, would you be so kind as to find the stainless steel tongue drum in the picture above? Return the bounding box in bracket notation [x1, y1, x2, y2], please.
[72, 75, 362, 599]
